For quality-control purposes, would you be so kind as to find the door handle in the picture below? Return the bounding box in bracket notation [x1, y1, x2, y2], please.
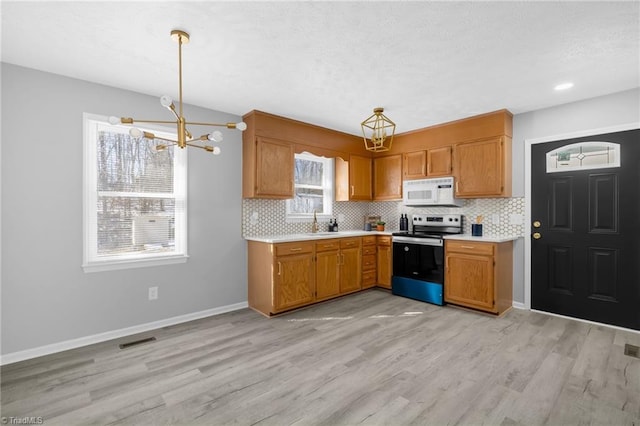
[277, 261, 282, 275]
[351, 185, 355, 196]
[532, 232, 542, 240]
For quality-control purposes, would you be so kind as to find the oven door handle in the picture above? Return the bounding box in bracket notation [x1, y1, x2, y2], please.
[392, 236, 443, 247]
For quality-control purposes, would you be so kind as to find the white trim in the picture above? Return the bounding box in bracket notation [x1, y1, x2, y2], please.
[82, 254, 188, 273]
[531, 309, 640, 335]
[82, 113, 188, 272]
[524, 122, 640, 310]
[0, 301, 248, 366]
[512, 301, 527, 310]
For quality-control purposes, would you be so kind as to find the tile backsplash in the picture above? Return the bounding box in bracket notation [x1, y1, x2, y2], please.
[243, 197, 525, 238]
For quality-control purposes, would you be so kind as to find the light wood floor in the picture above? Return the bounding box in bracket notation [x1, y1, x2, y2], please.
[2, 289, 639, 425]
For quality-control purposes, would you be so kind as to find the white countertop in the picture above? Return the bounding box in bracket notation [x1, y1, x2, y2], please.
[245, 230, 393, 243]
[443, 234, 521, 243]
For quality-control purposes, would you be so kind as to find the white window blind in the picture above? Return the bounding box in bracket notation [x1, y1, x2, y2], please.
[83, 113, 187, 272]
[286, 152, 333, 220]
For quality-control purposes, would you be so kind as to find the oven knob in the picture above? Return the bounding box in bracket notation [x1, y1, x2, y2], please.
[404, 246, 409, 252]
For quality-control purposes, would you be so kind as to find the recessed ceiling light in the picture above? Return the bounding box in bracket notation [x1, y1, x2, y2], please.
[554, 82, 574, 91]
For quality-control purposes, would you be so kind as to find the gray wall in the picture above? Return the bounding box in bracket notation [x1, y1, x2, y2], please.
[511, 88, 640, 303]
[1, 63, 247, 355]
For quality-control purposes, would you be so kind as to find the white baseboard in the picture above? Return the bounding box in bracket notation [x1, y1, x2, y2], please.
[512, 301, 527, 310]
[0, 301, 248, 366]
[531, 309, 640, 335]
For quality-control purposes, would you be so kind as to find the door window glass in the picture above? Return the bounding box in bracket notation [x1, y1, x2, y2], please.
[546, 142, 620, 173]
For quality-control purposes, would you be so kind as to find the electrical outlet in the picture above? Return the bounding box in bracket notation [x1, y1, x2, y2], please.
[148, 286, 158, 301]
[491, 214, 500, 225]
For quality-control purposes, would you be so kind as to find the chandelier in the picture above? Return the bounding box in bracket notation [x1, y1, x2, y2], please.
[361, 107, 396, 152]
[109, 30, 246, 155]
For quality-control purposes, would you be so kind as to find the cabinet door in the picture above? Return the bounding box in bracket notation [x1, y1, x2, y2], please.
[453, 137, 503, 197]
[255, 137, 294, 198]
[374, 154, 403, 200]
[376, 244, 392, 289]
[340, 246, 362, 293]
[403, 151, 427, 180]
[349, 155, 372, 200]
[427, 146, 452, 176]
[316, 250, 340, 300]
[274, 253, 314, 312]
[445, 253, 495, 312]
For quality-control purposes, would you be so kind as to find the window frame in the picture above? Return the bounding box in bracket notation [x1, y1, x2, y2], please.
[82, 113, 188, 273]
[286, 152, 334, 222]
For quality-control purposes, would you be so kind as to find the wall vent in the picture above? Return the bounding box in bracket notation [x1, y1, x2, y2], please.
[119, 337, 156, 349]
[624, 343, 639, 359]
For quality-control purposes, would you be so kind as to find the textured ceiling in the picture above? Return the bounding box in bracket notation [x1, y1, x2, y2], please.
[2, 1, 639, 135]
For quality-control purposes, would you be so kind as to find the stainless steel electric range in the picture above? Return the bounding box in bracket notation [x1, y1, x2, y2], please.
[391, 214, 463, 305]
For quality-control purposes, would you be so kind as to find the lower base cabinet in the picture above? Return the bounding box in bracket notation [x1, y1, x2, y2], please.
[361, 236, 377, 289]
[249, 236, 368, 316]
[444, 240, 513, 315]
[377, 236, 392, 289]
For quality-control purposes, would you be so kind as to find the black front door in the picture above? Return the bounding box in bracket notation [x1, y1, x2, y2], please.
[531, 129, 640, 330]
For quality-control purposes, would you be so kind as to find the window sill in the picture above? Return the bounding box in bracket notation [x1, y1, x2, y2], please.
[286, 214, 333, 223]
[82, 254, 189, 273]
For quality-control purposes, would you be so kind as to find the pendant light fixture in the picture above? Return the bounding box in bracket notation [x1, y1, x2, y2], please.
[361, 107, 396, 152]
[109, 30, 246, 155]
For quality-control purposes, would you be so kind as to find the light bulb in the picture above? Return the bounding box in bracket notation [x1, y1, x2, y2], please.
[160, 95, 173, 108]
[129, 127, 143, 138]
[212, 146, 221, 155]
[236, 122, 247, 131]
[108, 116, 121, 125]
[207, 130, 223, 142]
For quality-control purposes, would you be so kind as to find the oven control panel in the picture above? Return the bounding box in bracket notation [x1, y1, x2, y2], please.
[412, 214, 462, 226]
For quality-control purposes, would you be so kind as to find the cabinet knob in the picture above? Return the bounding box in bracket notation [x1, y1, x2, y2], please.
[532, 232, 542, 240]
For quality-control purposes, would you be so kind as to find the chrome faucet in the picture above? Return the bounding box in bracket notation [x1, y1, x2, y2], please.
[311, 210, 319, 233]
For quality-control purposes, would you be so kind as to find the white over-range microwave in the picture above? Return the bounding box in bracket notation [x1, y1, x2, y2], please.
[402, 176, 463, 207]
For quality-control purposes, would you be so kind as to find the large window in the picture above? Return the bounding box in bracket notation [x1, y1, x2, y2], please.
[286, 152, 333, 220]
[83, 113, 187, 272]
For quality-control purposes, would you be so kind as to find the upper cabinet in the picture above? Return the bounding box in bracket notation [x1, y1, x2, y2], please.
[243, 136, 294, 199]
[427, 146, 453, 177]
[453, 136, 512, 198]
[242, 110, 367, 200]
[403, 151, 426, 179]
[241, 109, 513, 200]
[403, 147, 452, 180]
[374, 154, 403, 200]
[336, 155, 372, 201]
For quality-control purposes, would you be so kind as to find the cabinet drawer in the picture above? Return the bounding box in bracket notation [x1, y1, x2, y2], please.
[362, 270, 377, 285]
[275, 242, 314, 256]
[377, 236, 392, 246]
[362, 255, 376, 270]
[315, 240, 340, 252]
[446, 240, 494, 256]
[363, 245, 377, 256]
[340, 238, 362, 249]
[362, 235, 377, 246]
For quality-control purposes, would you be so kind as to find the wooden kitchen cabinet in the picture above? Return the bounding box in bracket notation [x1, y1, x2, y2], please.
[403, 151, 427, 179]
[362, 236, 377, 289]
[444, 240, 512, 315]
[374, 154, 403, 200]
[453, 136, 511, 198]
[315, 240, 341, 300]
[243, 136, 294, 199]
[402, 146, 452, 179]
[336, 155, 372, 201]
[248, 241, 314, 315]
[376, 236, 392, 289]
[339, 238, 362, 293]
[427, 146, 453, 176]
